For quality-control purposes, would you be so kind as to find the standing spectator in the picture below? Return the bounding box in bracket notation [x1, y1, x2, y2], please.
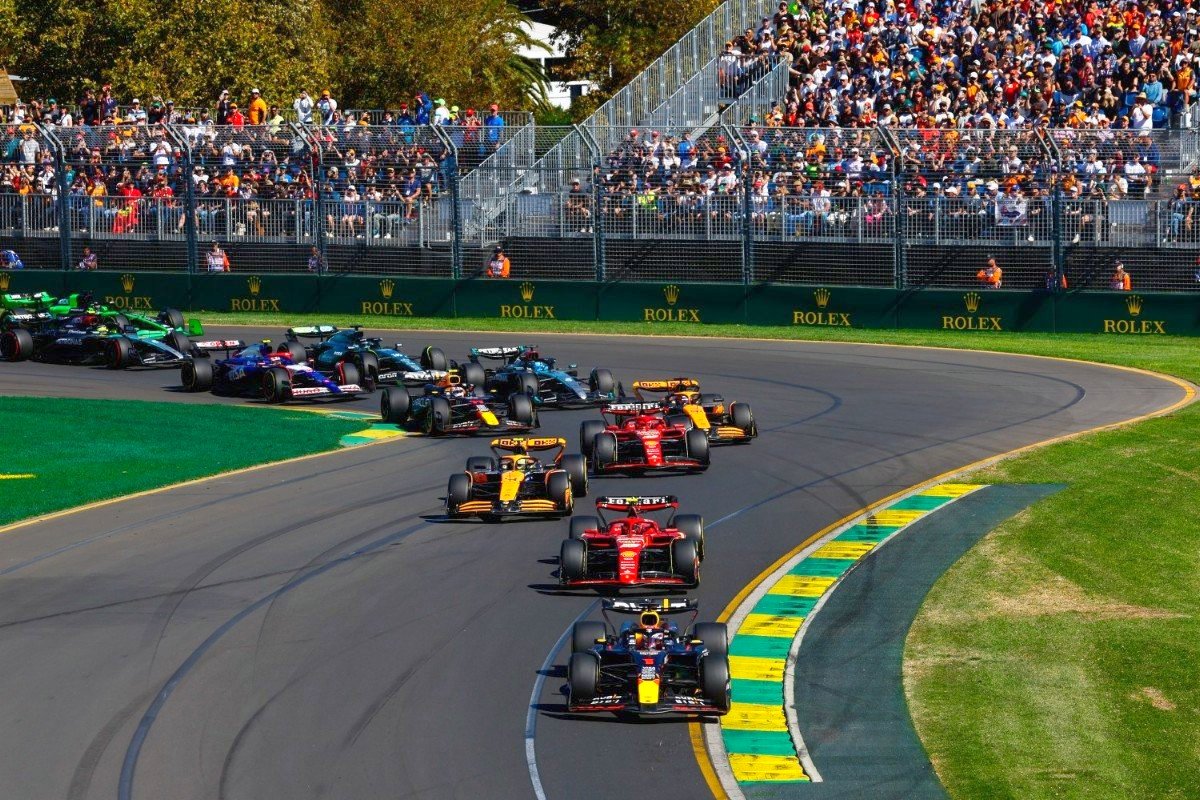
[1130, 94, 1155, 132]
[79, 89, 99, 126]
[976, 256, 1003, 289]
[484, 104, 504, 152]
[127, 98, 147, 124]
[216, 89, 233, 125]
[206, 242, 231, 272]
[486, 246, 510, 278]
[307, 245, 325, 274]
[77, 247, 98, 270]
[566, 178, 592, 232]
[317, 90, 337, 125]
[226, 103, 246, 128]
[0, 249, 24, 269]
[18, 130, 40, 165]
[433, 98, 451, 125]
[1110, 261, 1132, 291]
[100, 85, 118, 120]
[248, 88, 268, 125]
[293, 90, 314, 124]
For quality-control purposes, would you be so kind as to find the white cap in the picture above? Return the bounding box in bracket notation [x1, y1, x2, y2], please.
[251, 87, 261, 93]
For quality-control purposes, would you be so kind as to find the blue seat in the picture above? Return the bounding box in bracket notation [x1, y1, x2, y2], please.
[1152, 106, 1169, 129]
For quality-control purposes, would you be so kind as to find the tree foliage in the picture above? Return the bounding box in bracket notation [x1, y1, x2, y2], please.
[0, 0, 547, 110]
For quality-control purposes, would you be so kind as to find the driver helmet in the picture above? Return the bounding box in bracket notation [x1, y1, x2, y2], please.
[520, 348, 540, 362]
[667, 392, 692, 406]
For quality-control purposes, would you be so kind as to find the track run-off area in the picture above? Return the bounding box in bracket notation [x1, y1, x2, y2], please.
[0, 328, 1188, 800]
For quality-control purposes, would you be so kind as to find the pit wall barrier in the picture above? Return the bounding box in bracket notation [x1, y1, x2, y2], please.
[0, 271, 1195, 336]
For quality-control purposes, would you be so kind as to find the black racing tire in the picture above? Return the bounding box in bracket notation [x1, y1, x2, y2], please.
[380, 387, 411, 423]
[572, 621, 606, 654]
[592, 432, 617, 467]
[165, 331, 192, 357]
[337, 360, 361, 388]
[568, 651, 599, 703]
[730, 401, 754, 433]
[465, 456, 496, 473]
[579, 420, 606, 457]
[107, 337, 133, 369]
[460, 361, 486, 388]
[507, 392, 536, 426]
[110, 313, 130, 330]
[181, 358, 213, 392]
[589, 367, 616, 395]
[559, 453, 588, 497]
[278, 340, 308, 364]
[560, 538, 587, 582]
[700, 655, 732, 713]
[547, 470, 572, 514]
[672, 538, 700, 587]
[446, 472, 472, 514]
[0, 328, 32, 362]
[693, 622, 729, 658]
[685, 427, 710, 467]
[674, 513, 705, 561]
[420, 345, 448, 371]
[159, 308, 185, 330]
[354, 351, 380, 382]
[568, 515, 599, 540]
[262, 366, 291, 403]
[510, 371, 539, 398]
[426, 396, 452, 435]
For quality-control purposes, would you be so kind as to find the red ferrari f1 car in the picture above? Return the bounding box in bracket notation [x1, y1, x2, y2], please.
[579, 402, 709, 475]
[559, 496, 705, 589]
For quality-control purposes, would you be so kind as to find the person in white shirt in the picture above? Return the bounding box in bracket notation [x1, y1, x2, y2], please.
[1130, 94, 1155, 131]
[293, 90, 314, 124]
[1124, 155, 1149, 192]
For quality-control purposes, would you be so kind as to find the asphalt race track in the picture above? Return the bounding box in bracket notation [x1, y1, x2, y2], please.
[0, 329, 1186, 800]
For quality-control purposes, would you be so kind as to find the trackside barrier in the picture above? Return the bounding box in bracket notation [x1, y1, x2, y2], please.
[0, 270, 1197, 336]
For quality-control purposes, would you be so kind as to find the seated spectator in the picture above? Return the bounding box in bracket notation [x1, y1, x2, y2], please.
[977, 257, 1003, 288]
[1, 249, 24, 269]
[77, 247, 98, 270]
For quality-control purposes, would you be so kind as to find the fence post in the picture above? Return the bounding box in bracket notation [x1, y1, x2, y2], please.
[893, 184, 905, 289]
[593, 165, 606, 282]
[1052, 185, 1064, 291]
[447, 154, 463, 279]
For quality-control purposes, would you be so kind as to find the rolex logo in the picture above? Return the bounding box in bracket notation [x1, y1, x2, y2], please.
[520, 281, 536, 302]
[1126, 294, 1143, 317]
[963, 292, 981, 314]
[0, 272, 9, 291]
[247, 276, 262, 296]
[814, 288, 831, 309]
[120, 273, 135, 293]
[663, 284, 680, 307]
[380, 279, 395, 299]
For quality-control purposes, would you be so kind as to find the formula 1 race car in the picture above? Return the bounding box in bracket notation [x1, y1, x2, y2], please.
[379, 371, 538, 435]
[632, 378, 757, 445]
[445, 437, 588, 520]
[180, 341, 365, 402]
[559, 496, 705, 589]
[1, 292, 56, 330]
[567, 598, 730, 716]
[0, 313, 202, 369]
[579, 402, 709, 475]
[460, 345, 618, 407]
[280, 325, 449, 386]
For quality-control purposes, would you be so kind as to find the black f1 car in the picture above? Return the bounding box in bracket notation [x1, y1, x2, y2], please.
[445, 437, 588, 520]
[0, 313, 200, 369]
[632, 378, 757, 444]
[380, 371, 538, 435]
[280, 325, 449, 386]
[559, 496, 705, 589]
[567, 598, 730, 716]
[460, 345, 618, 408]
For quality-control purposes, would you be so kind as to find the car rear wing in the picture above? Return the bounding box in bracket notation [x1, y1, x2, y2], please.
[192, 339, 246, 355]
[286, 325, 338, 341]
[490, 436, 566, 455]
[632, 378, 701, 395]
[603, 598, 698, 614]
[600, 401, 665, 416]
[470, 346, 531, 362]
[595, 496, 679, 513]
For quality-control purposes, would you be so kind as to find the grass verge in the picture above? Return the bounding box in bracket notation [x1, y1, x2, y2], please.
[0, 396, 364, 527]
[207, 311, 1199, 797]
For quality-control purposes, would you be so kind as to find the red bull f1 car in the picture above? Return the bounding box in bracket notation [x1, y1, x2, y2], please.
[567, 598, 730, 716]
[579, 402, 709, 475]
[445, 437, 588, 520]
[380, 371, 538, 435]
[559, 496, 705, 589]
[632, 378, 757, 444]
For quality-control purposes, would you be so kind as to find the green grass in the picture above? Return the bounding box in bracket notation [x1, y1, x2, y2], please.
[207, 311, 1200, 796]
[0, 397, 364, 527]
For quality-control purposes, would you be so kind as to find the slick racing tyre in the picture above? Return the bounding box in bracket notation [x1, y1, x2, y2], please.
[559, 453, 588, 497]
[278, 341, 308, 364]
[730, 401, 755, 435]
[579, 420, 605, 458]
[509, 371, 538, 397]
[0, 328, 33, 361]
[425, 396, 452, 435]
[420, 345, 448, 371]
[446, 473, 472, 515]
[465, 456, 496, 473]
[262, 366, 291, 403]
[547, 470, 572, 514]
[337, 360, 361, 388]
[700, 655, 732, 713]
[568, 652, 599, 703]
[671, 538, 700, 587]
[107, 337, 133, 369]
[507, 393, 536, 426]
[692, 622, 728, 659]
[460, 361, 486, 388]
[110, 314, 130, 330]
[351, 351, 379, 385]
[380, 387, 411, 423]
[589, 368, 616, 395]
[559, 538, 587, 582]
[568, 515, 599, 540]
[165, 331, 193, 357]
[158, 308, 185, 330]
[181, 358, 213, 392]
[674, 514, 705, 560]
[685, 428, 710, 468]
[592, 432, 617, 469]
[572, 621, 606, 654]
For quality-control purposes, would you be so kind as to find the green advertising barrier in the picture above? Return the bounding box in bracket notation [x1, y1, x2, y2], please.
[746, 284, 898, 329]
[319, 275, 456, 318]
[0, 270, 66, 296]
[597, 281, 746, 325]
[1055, 291, 1200, 336]
[67, 271, 191, 314]
[898, 288, 1056, 333]
[454, 278, 597, 322]
[190, 272, 320, 314]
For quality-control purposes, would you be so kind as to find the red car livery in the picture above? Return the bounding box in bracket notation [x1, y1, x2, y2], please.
[579, 402, 709, 475]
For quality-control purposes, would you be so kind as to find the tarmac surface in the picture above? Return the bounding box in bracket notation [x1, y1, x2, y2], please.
[0, 329, 1186, 800]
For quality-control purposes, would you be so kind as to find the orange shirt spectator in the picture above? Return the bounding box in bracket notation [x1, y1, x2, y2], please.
[977, 258, 1003, 289]
[486, 247, 510, 278]
[1110, 262, 1131, 291]
[248, 89, 268, 125]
